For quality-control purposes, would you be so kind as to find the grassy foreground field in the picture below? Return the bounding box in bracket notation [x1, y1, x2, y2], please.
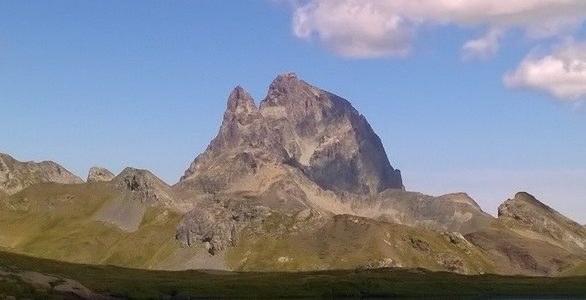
[0, 250, 585, 299]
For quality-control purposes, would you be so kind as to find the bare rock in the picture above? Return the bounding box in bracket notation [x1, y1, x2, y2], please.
[177, 86, 286, 193]
[260, 73, 403, 194]
[178, 73, 402, 196]
[87, 167, 115, 183]
[112, 167, 176, 207]
[176, 197, 270, 254]
[176, 208, 236, 255]
[497, 192, 586, 251]
[0, 153, 83, 195]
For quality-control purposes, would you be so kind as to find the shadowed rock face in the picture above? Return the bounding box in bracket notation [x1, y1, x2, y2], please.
[0, 153, 83, 195]
[179, 73, 402, 195]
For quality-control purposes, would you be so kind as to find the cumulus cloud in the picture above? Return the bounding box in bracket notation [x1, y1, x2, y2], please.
[504, 41, 586, 102]
[292, 0, 586, 58]
[293, 1, 413, 57]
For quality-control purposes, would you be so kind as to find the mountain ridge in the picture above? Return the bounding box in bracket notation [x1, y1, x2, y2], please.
[0, 73, 584, 277]
[0, 153, 83, 195]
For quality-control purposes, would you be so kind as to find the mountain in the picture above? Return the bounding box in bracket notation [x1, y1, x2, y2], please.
[497, 192, 586, 252]
[174, 74, 491, 241]
[0, 153, 83, 195]
[178, 73, 403, 195]
[0, 73, 584, 277]
[171, 74, 494, 262]
[459, 193, 586, 276]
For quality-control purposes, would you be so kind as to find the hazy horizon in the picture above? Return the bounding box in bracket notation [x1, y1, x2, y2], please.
[1, 1, 585, 223]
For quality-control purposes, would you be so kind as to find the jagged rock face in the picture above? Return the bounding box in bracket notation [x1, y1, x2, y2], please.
[87, 167, 115, 183]
[176, 208, 237, 255]
[179, 73, 402, 195]
[497, 192, 586, 251]
[176, 197, 270, 255]
[259, 73, 402, 194]
[0, 153, 83, 195]
[113, 168, 176, 207]
[179, 87, 288, 193]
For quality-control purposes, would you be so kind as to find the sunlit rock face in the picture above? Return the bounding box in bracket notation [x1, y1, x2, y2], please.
[0, 153, 83, 195]
[179, 73, 403, 195]
[87, 167, 115, 183]
[498, 192, 586, 251]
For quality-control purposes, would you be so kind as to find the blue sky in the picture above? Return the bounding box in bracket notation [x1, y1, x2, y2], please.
[1, 1, 585, 222]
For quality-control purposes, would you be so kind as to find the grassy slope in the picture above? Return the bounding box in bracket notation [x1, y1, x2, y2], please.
[0, 183, 183, 269]
[1, 184, 495, 274]
[0, 274, 61, 299]
[227, 213, 494, 273]
[0, 250, 586, 299]
[561, 262, 586, 276]
[0, 183, 582, 278]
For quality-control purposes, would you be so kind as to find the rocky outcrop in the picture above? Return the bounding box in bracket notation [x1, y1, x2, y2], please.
[93, 168, 189, 232]
[497, 192, 586, 251]
[178, 73, 402, 195]
[0, 153, 83, 195]
[113, 168, 176, 207]
[176, 197, 270, 255]
[87, 167, 115, 183]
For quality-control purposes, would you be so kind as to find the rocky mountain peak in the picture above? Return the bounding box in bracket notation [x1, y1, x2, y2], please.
[206, 86, 263, 153]
[260, 73, 325, 121]
[263, 72, 309, 104]
[0, 153, 83, 195]
[261, 73, 402, 194]
[226, 86, 258, 122]
[497, 192, 586, 251]
[498, 192, 553, 217]
[113, 167, 175, 207]
[179, 73, 403, 195]
[270, 72, 299, 88]
[87, 167, 115, 183]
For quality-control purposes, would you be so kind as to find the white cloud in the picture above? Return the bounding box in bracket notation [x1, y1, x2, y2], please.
[504, 41, 586, 102]
[292, 0, 586, 58]
[462, 28, 502, 60]
[293, 1, 413, 57]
